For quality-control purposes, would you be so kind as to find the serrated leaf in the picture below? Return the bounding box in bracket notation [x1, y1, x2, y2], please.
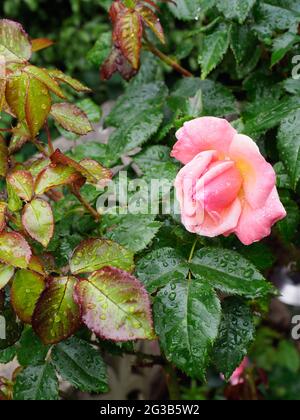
[102, 213, 162, 253]
[13, 363, 58, 400]
[199, 27, 230, 79]
[136, 5, 165, 44]
[135, 247, 189, 293]
[277, 110, 300, 190]
[0, 232, 31, 269]
[0, 19, 31, 63]
[0, 202, 6, 232]
[190, 247, 273, 299]
[87, 32, 112, 68]
[271, 32, 300, 67]
[154, 276, 221, 380]
[50, 103, 93, 135]
[32, 276, 81, 344]
[23, 65, 65, 98]
[31, 38, 54, 52]
[75, 267, 155, 341]
[22, 198, 54, 247]
[11, 269, 45, 324]
[51, 337, 108, 393]
[0, 135, 8, 177]
[0, 264, 14, 290]
[70, 238, 134, 274]
[115, 10, 142, 70]
[6, 179, 22, 212]
[168, 0, 214, 20]
[217, 0, 256, 23]
[7, 170, 34, 201]
[212, 297, 255, 380]
[17, 327, 50, 366]
[47, 69, 91, 93]
[9, 122, 31, 153]
[34, 163, 83, 195]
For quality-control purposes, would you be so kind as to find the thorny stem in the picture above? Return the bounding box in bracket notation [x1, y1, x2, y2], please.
[143, 35, 193, 78]
[70, 185, 100, 222]
[44, 122, 54, 155]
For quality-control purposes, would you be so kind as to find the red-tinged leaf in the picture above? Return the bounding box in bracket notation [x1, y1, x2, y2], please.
[34, 163, 84, 195]
[32, 276, 81, 344]
[75, 267, 155, 341]
[0, 264, 14, 289]
[0, 55, 6, 113]
[115, 10, 143, 70]
[109, 0, 127, 24]
[11, 269, 45, 323]
[136, 5, 165, 44]
[22, 198, 54, 248]
[28, 255, 46, 276]
[100, 47, 137, 81]
[26, 157, 51, 179]
[70, 238, 135, 275]
[5, 73, 28, 122]
[6, 179, 22, 212]
[0, 135, 8, 177]
[0, 19, 31, 63]
[23, 65, 65, 99]
[47, 69, 91, 93]
[0, 202, 7, 232]
[50, 103, 93, 136]
[9, 122, 31, 154]
[31, 38, 54, 52]
[0, 232, 31, 269]
[7, 170, 34, 201]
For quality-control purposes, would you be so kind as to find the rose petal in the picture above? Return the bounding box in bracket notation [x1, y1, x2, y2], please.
[229, 134, 276, 209]
[235, 188, 286, 246]
[171, 117, 237, 164]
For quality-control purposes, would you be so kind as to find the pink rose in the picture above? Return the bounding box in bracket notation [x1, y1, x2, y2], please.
[171, 117, 286, 245]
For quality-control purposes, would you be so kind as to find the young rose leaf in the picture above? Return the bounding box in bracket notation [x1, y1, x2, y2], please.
[26, 157, 51, 179]
[101, 46, 137, 81]
[0, 135, 8, 177]
[13, 363, 59, 400]
[136, 5, 165, 44]
[22, 198, 54, 248]
[0, 19, 31, 63]
[32, 276, 81, 344]
[9, 122, 31, 153]
[7, 170, 34, 201]
[154, 275, 221, 380]
[6, 179, 23, 212]
[212, 297, 255, 380]
[0, 264, 14, 290]
[23, 65, 65, 99]
[11, 269, 46, 324]
[28, 255, 46, 276]
[115, 9, 143, 70]
[75, 267, 155, 341]
[51, 337, 108, 393]
[70, 238, 134, 275]
[31, 38, 54, 52]
[0, 232, 31, 269]
[50, 103, 93, 136]
[34, 164, 83, 195]
[0, 202, 7, 232]
[0, 55, 5, 113]
[47, 69, 91, 93]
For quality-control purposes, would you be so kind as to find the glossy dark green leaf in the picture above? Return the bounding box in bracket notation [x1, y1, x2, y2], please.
[168, 0, 214, 20]
[17, 327, 50, 366]
[276, 193, 300, 243]
[217, 0, 256, 23]
[199, 27, 230, 79]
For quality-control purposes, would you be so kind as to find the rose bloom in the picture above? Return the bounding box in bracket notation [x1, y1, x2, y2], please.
[171, 117, 286, 245]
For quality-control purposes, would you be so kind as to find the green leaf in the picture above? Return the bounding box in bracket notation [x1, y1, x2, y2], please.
[199, 27, 230, 79]
[13, 363, 58, 400]
[0, 346, 16, 363]
[276, 193, 300, 242]
[238, 243, 275, 271]
[154, 276, 221, 380]
[276, 341, 300, 373]
[0, 298, 23, 350]
[274, 162, 292, 190]
[75, 267, 155, 341]
[277, 110, 300, 190]
[102, 213, 162, 254]
[51, 337, 108, 393]
[190, 247, 274, 299]
[87, 32, 112, 68]
[106, 82, 167, 163]
[47, 69, 91, 93]
[50, 103, 93, 135]
[271, 32, 300, 67]
[0, 264, 14, 290]
[217, 0, 256, 23]
[0, 135, 8, 177]
[23, 65, 65, 98]
[32, 276, 81, 345]
[0, 19, 31, 63]
[7, 170, 34, 201]
[6, 179, 23, 212]
[22, 198, 54, 247]
[11, 269, 45, 324]
[70, 238, 134, 275]
[34, 164, 82, 195]
[17, 327, 50, 366]
[212, 297, 255, 380]
[135, 247, 189, 293]
[168, 0, 214, 20]
[0, 232, 31, 269]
